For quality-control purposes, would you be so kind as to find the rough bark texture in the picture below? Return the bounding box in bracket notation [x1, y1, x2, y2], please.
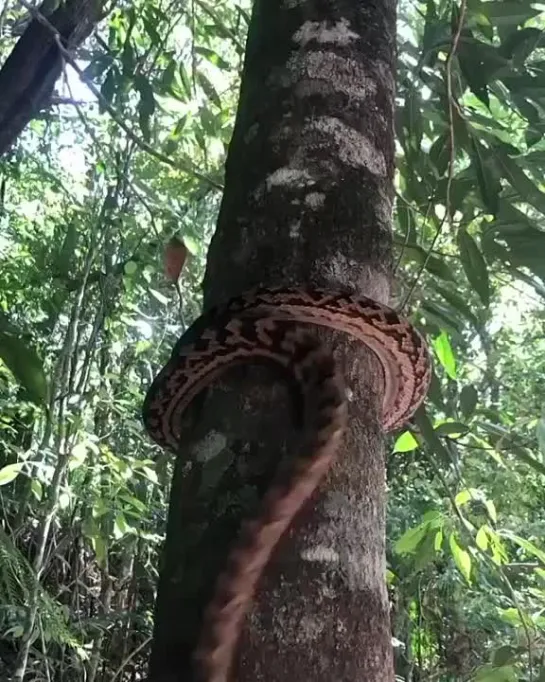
[0, 0, 100, 157]
[149, 0, 397, 680]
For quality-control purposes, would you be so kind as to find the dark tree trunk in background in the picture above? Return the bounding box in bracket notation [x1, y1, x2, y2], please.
[149, 0, 398, 681]
[0, 0, 101, 157]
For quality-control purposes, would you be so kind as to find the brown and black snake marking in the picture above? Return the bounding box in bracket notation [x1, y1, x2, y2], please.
[142, 286, 431, 682]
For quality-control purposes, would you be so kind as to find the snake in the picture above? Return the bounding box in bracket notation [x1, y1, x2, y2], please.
[142, 285, 431, 682]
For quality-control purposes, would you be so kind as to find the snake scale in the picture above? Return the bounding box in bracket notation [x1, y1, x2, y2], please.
[142, 285, 431, 682]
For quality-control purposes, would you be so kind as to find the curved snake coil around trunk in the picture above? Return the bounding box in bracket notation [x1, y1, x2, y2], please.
[143, 286, 431, 682]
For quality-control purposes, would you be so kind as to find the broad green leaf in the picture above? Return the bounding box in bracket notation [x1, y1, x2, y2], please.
[476, 526, 489, 551]
[434, 421, 469, 437]
[0, 331, 48, 405]
[449, 534, 472, 583]
[393, 431, 419, 453]
[124, 261, 138, 276]
[477, 2, 542, 26]
[492, 646, 515, 667]
[457, 229, 490, 306]
[0, 463, 24, 486]
[434, 529, 443, 551]
[394, 522, 429, 555]
[459, 385, 479, 419]
[474, 664, 517, 682]
[432, 331, 457, 379]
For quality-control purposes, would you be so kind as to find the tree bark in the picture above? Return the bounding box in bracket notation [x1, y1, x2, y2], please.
[148, 0, 398, 680]
[0, 0, 101, 157]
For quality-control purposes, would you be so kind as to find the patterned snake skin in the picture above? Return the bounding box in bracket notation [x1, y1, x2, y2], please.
[142, 286, 431, 682]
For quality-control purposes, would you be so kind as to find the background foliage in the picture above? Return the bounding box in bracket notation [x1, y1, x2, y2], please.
[0, 0, 544, 680]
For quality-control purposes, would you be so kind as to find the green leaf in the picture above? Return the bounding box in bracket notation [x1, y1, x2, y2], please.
[537, 414, 545, 459]
[434, 421, 469, 437]
[459, 384, 479, 419]
[474, 664, 517, 682]
[395, 522, 429, 555]
[500, 531, 545, 566]
[0, 331, 48, 405]
[493, 148, 545, 217]
[429, 133, 449, 176]
[194, 46, 231, 70]
[0, 463, 24, 486]
[400, 244, 456, 282]
[476, 526, 489, 551]
[393, 431, 419, 453]
[414, 406, 453, 465]
[469, 138, 500, 216]
[100, 67, 119, 110]
[432, 331, 457, 379]
[124, 261, 138, 276]
[477, 2, 542, 26]
[449, 534, 472, 583]
[434, 283, 479, 329]
[457, 229, 491, 306]
[135, 76, 156, 142]
[196, 72, 222, 109]
[148, 288, 169, 306]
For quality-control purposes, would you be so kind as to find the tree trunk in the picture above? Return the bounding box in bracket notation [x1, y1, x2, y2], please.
[148, 0, 399, 680]
[0, 0, 101, 157]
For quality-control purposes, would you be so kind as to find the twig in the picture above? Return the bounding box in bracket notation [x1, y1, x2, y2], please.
[17, 0, 224, 192]
[400, 0, 467, 311]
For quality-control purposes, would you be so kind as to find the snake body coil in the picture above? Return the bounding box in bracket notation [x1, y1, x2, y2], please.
[143, 286, 431, 682]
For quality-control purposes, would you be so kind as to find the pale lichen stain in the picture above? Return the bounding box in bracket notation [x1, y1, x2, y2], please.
[306, 117, 387, 176]
[293, 18, 359, 47]
[265, 168, 316, 191]
[191, 430, 228, 462]
[300, 545, 340, 563]
[304, 192, 325, 209]
[289, 221, 301, 238]
[283, 51, 376, 101]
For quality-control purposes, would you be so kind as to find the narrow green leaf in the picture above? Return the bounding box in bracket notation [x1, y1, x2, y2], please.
[500, 531, 545, 566]
[414, 406, 453, 465]
[432, 331, 457, 379]
[449, 534, 472, 583]
[429, 133, 449, 176]
[493, 148, 545, 217]
[194, 46, 231, 70]
[458, 229, 491, 306]
[196, 72, 222, 109]
[469, 138, 500, 216]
